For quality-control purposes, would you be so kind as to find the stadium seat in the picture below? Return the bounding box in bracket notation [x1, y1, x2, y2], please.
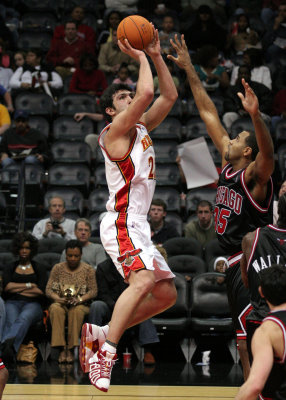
[186, 188, 217, 214]
[153, 187, 181, 212]
[204, 239, 229, 272]
[57, 94, 96, 116]
[29, 116, 50, 138]
[47, 163, 90, 195]
[153, 140, 178, 163]
[33, 252, 61, 272]
[20, 0, 59, 12]
[94, 164, 107, 186]
[88, 188, 109, 214]
[51, 141, 92, 164]
[185, 118, 208, 140]
[0, 239, 12, 253]
[163, 237, 203, 258]
[53, 116, 94, 141]
[277, 143, 286, 179]
[165, 212, 184, 236]
[150, 117, 182, 141]
[155, 164, 181, 187]
[168, 254, 207, 276]
[274, 119, 286, 147]
[18, 31, 52, 51]
[230, 117, 253, 138]
[38, 238, 66, 254]
[21, 12, 58, 31]
[15, 93, 54, 117]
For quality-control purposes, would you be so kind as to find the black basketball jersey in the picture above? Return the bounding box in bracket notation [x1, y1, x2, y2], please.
[247, 225, 286, 322]
[261, 310, 286, 400]
[215, 163, 273, 255]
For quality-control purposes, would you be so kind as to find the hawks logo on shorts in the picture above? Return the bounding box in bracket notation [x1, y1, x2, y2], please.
[117, 249, 142, 267]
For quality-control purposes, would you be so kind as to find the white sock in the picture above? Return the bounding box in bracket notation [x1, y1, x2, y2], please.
[102, 325, 109, 336]
[101, 341, 116, 354]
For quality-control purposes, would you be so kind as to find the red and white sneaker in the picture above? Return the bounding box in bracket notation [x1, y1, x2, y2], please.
[79, 323, 107, 373]
[89, 349, 117, 392]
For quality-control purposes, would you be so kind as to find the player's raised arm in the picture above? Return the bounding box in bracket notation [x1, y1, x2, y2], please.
[107, 39, 154, 138]
[141, 28, 178, 132]
[168, 35, 229, 163]
[238, 79, 274, 187]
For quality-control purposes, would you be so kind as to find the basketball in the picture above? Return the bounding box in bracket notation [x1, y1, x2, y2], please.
[117, 15, 154, 50]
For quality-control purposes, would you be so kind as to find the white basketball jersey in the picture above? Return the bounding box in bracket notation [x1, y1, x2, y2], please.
[98, 122, 156, 215]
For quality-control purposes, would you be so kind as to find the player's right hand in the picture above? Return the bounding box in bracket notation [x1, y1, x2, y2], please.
[118, 38, 145, 60]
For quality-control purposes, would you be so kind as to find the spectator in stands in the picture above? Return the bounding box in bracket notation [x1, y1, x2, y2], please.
[69, 53, 108, 97]
[153, 58, 180, 94]
[52, 6, 96, 48]
[98, 29, 139, 83]
[0, 110, 50, 168]
[273, 180, 286, 224]
[89, 256, 159, 365]
[261, 0, 283, 27]
[213, 256, 228, 273]
[271, 87, 286, 132]
[9, 49, 63, 95]
[263, 2, 286, 62]
[60, 218, 107, 269]
[148, 199, 180, 245]
[112, 62, 136, 89]
[0, 84, 13, 112]
[1, 232, 46, 362]
[230, 48, 272, 90]
[184, 200, 217, 247]
[159, 15, 179, 56]
[46, 20, 94, 80]
[0, 104, 10, 138]
[222, 65, 272, 131]
[13, 51, 25, 70]
[0, 65, 13, 90]
[46, 240, 97, 363]
[183, 5, 227, 53]
[32, 196, 76, 241]
[96, 10, 122, 49]
[104, 0, 139, 15]
[227, 12, 261, 57]
[192, 44, 229, 95]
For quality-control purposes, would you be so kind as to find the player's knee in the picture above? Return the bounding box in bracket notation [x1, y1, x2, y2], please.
[132, 273, 155, 297]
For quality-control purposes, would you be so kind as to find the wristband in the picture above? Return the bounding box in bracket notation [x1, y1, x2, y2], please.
[26, 282, 32, 289]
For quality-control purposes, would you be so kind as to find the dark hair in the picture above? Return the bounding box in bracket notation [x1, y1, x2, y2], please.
[243, 48, 263, 68]
[65, 239, 82, 254]
[196, 200, 213, 212]
[151, 198, 167, 212]
[195, 45, 218, 67]
[99, 83, 133, 122]
[277, 193, 286, 228]
[237, 13, 249, 25]
[259, 265, 286, 305]
[79, 52, 98, 69]
[12, 232, 38, 258]
[27, 48, 43, 59]
[64, 19, 78, 29]
[244, 130, 259, 160]
[238, 65, 251, 76]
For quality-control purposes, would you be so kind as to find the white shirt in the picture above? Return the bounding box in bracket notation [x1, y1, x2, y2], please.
[32, 217, 76, 240]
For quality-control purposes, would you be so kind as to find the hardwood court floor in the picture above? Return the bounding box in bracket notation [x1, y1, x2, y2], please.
[3, 384, 239, 399]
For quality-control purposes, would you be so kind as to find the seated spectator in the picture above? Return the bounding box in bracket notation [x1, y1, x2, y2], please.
[112, 62, 136, 89]
[96, 10, 123, 49]
[46, 240, 97, 363]
[261, 0, 282, 28]
[184, 200, 217, 247]
[271, 87, 286, 133]
[1, 232, 46, 363]
[32, 196, 76, 241]
[222, 65, 272, 131]
[69, 53, 107, 97]
[148, 199, 180, 245]
[213, 256, 228, 273]
[60, 218, 107, 269]
[230, 48, 272, 90]
[154, 58, 180, 95]
[89, 256, 159, 365]
[183, 5, 227, 53]
[192, 44, 229, 95]
[0, 104, 10, 138]
[46, 20, 94, 80]
[0, 110, 50, 168]
[0, 65, 13, 90]
[273, 180, 286, 224]
[9, 49, 63, 95]
[13, 51, 25, 70]
[98, 29, 139, 83]
[52, 6, 96, 48]
[263, 2, 286, 62]
[159, 15, 179, 56]
[227, 12, 261, 57]
[0, 84, 13, 112]
[104, 0, 139, 15]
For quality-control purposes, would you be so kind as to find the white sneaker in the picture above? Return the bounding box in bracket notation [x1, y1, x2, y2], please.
[79, 323, 107, 373]
[89, 349, 117, 392]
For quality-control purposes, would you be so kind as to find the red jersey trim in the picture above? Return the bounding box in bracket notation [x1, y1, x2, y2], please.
[225, 165, 243, 179]
[241, 170, 273, 213]
[114, 156, 135, 213]
[247, 227, 260, 272]
[268, 224, 286, 233]
[228, 251, 243, 266]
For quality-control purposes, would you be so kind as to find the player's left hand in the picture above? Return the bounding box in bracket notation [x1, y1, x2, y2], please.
[237, 78, 259, 116]
[144, 26, 160, 57]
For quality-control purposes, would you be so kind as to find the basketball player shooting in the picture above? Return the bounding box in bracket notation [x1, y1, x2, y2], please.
[80, 25, 178, 392]
[168, 35, 274, 379]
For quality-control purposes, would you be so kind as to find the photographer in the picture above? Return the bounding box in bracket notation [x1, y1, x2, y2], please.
[32, 196, 76, 240]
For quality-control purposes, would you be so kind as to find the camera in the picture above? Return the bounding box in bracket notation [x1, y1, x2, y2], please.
[51, 221, 60, 229]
